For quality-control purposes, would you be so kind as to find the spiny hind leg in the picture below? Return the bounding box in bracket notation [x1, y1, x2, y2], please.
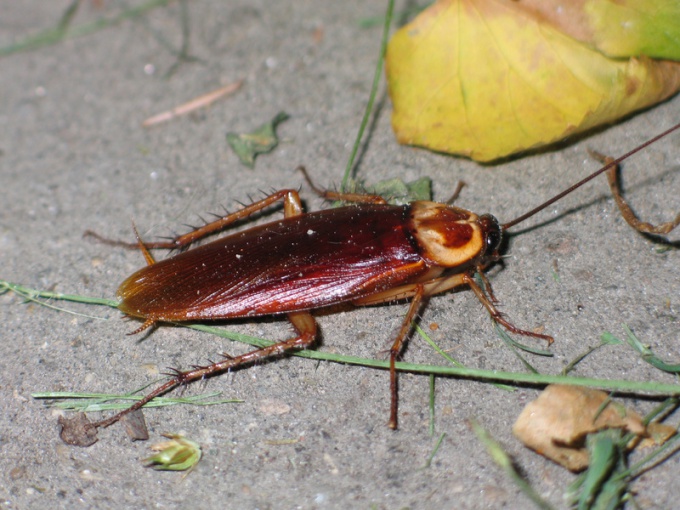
[93, 311, 317, 430]
[84, 189, 305, 250]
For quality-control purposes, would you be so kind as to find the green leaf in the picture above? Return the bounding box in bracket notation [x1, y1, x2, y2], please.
[348, 176, 433, 204]
[226, 111, 289, 168]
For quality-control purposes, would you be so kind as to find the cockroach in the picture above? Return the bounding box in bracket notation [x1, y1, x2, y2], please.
[84, 123, 679, 435]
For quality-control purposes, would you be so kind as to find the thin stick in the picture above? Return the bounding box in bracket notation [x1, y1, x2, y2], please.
[142, 80, 244, 127]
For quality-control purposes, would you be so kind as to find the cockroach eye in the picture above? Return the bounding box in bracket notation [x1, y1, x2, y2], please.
[479, 214, 502, 257]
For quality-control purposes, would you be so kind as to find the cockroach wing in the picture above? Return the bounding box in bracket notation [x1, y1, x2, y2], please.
[117, 204, 430, 322]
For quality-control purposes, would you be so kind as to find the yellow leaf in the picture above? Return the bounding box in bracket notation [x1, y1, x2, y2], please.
[518, 0, 680, 59]
[585, 0, 680, 59]
[386, 0, 680, 162]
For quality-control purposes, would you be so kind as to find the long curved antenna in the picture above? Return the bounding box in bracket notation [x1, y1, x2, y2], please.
[502, 123, 680, 231]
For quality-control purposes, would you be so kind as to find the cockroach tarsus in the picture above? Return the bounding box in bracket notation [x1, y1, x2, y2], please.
[80, 123, 679, 437]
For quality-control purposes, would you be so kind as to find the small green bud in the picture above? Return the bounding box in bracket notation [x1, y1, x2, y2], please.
[143, 433, 202, 471]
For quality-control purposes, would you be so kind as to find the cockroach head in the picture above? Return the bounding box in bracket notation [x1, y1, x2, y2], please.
[409, 202, 500, 268]
[479, 213, 502, 261]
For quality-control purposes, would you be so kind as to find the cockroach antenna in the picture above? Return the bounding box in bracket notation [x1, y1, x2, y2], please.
[502, 122, 680, 230]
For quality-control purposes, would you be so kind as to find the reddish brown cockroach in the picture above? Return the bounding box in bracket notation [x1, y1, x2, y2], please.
[86, 124, 679, 434]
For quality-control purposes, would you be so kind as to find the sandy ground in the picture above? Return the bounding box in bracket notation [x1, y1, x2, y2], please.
[1, 1, 679, 509]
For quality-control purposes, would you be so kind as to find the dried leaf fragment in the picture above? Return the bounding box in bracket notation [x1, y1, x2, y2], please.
[513, 385, 649, 471]
[58, 413, 98, 447]
[644, 422, 677, 448]
[121, 409, 149, 441]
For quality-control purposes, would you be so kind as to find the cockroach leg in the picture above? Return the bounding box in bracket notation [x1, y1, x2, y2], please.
[476, 269, 498, 304]
[93, 310, 318, 430]
[444, 181, 466, 204]
[353, 269, 544, 427]
[131, 222, 155, 266]
[463, 273, 554, 345]
[157, 189, 306, 246]
[82, 230, 141, 250]
[388, 284, 424, 429]
[127, 318, 156, 336]
[354, 283, 422, 306]
[86, 189, 305, 250]
[353, 271, 523, 339]
[297, 165, 388, 204]
[352, 273, 468, 307]
[588, 150, 680, 236]
[354, 267, 551, 424]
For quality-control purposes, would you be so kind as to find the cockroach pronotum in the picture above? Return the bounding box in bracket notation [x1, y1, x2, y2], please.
[82, 123, 679, 437]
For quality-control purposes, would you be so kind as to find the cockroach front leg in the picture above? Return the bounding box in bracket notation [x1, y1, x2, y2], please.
[93, 311, 318, 430]
[369, 270, 552, 345]
[462, 272, 553, 344]
[357, 270, 555, 345]
[85, 189, 305, 250]
[354, 269, 553, 428]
